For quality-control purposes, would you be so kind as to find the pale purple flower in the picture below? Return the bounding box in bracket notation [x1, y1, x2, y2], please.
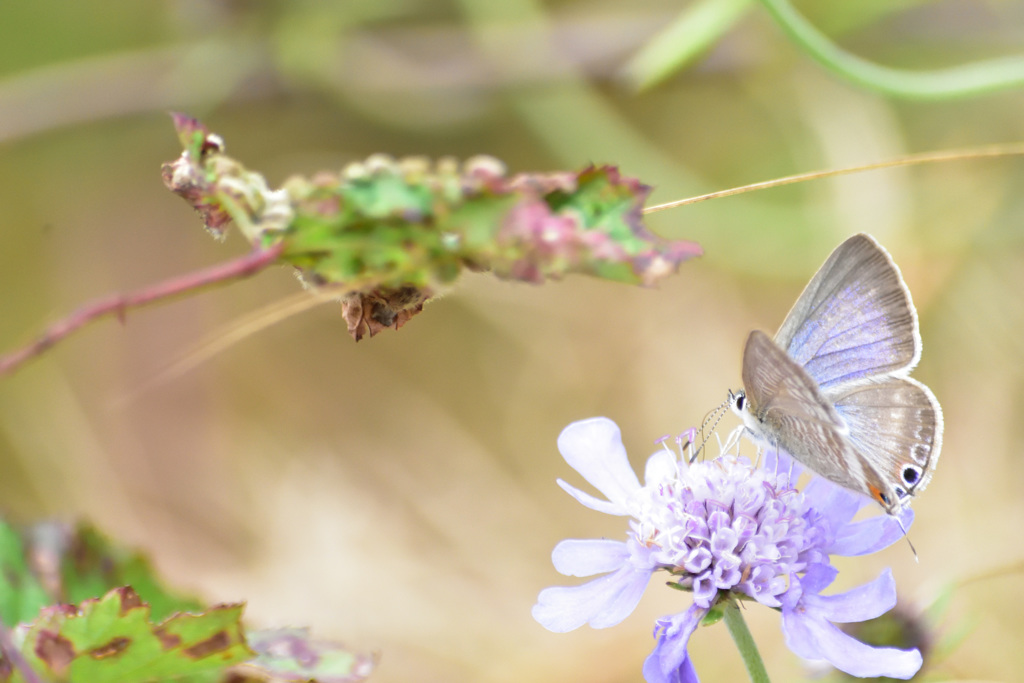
[533, 417, 923, 682]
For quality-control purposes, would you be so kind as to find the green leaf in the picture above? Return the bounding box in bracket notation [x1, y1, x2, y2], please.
[51, 523, 203, 622]
[0, 520, 203, 629]
[0, 520, 50, 627]
[163, 117, 702, 341]
[624, 0, 754, 91]
[18, 587, 253, 683]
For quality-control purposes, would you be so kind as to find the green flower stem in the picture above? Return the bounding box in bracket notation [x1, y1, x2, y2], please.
[723, 601, 771, 683]
[759, 0, 1024, 100]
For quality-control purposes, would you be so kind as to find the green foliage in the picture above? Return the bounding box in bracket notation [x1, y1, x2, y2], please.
[0, 520, 201, 627]
[0, 519, 377, 683]
[757, 0, 1024, 100]
[54, 524, 204, 623]
[625, 0, 753, 91]
[162, 115, 701, 340]
[625, 0, 1024, 99]
[0, 523, 50, 628]
[13, 587, 251, 683]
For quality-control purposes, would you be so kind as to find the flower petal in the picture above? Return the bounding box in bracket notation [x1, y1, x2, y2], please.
[781, 601, 824, 662]
[782, 608, 922, 679]
[644, 449, 678, 486]
[644, 654, 699, 683]
[803, 569, 896, 623]
[802, 476, 864, 529]
[642, 605, 705, 683]
[799, 563, 839, 595]
[556, 479, 631, 516]
[828, 507, 914, 556]
[533, 561, 653, 632]
[589, 568, 654, 629]
[557, 418, 641, 507]
[552, 538, 631, 577]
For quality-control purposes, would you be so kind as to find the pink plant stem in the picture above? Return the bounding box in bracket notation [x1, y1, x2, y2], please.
[0, 619, 42, 683]
[0, 242, 285, 378]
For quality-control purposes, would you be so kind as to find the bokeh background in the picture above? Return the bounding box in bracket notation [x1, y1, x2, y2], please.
[2, 1, 1023, 681]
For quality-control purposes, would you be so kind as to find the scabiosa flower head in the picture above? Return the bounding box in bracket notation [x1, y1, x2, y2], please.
[533, 417, 923, 682]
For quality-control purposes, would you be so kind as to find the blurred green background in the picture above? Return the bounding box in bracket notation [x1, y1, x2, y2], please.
[1, 1, 1023, 681]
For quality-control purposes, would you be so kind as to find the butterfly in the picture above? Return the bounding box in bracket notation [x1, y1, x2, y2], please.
[730, 233, 942, 514]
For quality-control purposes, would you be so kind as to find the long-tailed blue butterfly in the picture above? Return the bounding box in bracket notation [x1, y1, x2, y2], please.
[730, 233, 942, 514]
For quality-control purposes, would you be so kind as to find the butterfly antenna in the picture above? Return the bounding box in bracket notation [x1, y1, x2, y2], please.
[894, 513, 919, 562]
[687, 407, 717, 463]
[690, 399, 729, 463]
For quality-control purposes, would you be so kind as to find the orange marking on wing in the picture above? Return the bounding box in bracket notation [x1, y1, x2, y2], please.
[867, 484, 885, 505]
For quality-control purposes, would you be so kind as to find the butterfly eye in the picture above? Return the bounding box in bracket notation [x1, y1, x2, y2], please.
[901, 465, 922, 487]
[734, 393, 746, 411]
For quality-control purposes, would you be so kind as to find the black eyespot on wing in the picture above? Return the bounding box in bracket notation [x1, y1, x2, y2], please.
[901, 466, 921, 486]
[879, 492, 891, 506]
[895, 487, 908, 499]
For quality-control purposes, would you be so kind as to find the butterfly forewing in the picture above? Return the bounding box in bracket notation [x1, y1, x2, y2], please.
[774, 234, 919, 392]
[742, 330, 899, 508]
[830, 377, 942, 498]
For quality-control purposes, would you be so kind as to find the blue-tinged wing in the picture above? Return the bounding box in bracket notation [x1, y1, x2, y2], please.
[774, 234, 919, 391]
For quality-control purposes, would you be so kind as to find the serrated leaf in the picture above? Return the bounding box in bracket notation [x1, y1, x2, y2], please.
[16, 587, 252, 683]
[23, 522, 202, 623]
[162, 116, 702, 341]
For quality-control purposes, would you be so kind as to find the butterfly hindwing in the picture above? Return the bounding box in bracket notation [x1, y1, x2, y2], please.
[829, 376, 943, 500]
